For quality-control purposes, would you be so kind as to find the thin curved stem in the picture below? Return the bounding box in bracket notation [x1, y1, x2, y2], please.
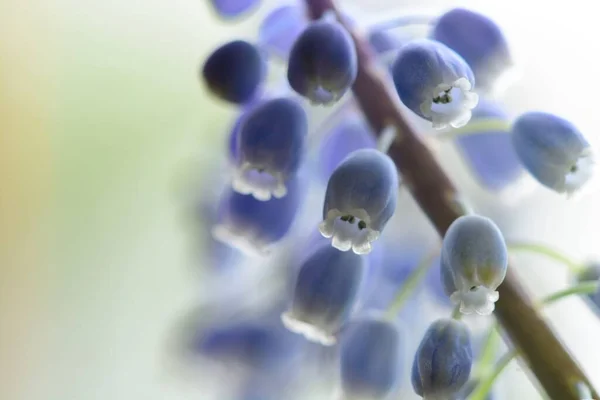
[537, 281, 599, 307]
[435, 118, 511, 140]
[507, 241, 583, 275]
[469, 349, 518, 400]
[451, 304, 463, 320]
[475, 328, 500, 375]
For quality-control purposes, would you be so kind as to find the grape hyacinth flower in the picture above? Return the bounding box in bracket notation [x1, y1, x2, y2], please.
[232, 97, 308, 201]
[411, 319, 473, 400]
[442, 215, 508, 315]
[208, 0, 260, 19]
[511, 112, 595, 196]
[319, 149, 398, 255]
[392, 39, 479, 129]
[212, 174, 303, 255]
[202, 40, 265, 104]
[282, 245, 366, 345]
[227, 96, 270, 163]
[453, 99, 523, 192]
[287, 16, 358, 105]
[339, 315, 402, 400]
[432, 8, 513, 93]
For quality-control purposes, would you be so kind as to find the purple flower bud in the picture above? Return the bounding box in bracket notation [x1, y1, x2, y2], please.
[511, 112, 594, 196]
[213, 174, 303, 255]
[442, 215, 508, 315]
[411, 319, 473, 399]
[282, 245, 366, 345]
[202, 40, 265, 104]
[288, 18, 358, 105]
[432, 8, 512, 92]
[392, 39, 478, 129]
[233, 97, 308, 201]
[339, 315, 402, 399]
[320, 149, 398, 255]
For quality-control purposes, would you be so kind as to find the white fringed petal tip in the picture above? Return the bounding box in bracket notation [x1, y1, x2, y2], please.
[231, 164, 287, 201]
[450, 286, 500, 316]
[421, 77, 479, 131]
[211, 224, 270, 257]
[318, 213, 380, 255]
[562, 147, 595, 197]
[281, 311, 337, 346]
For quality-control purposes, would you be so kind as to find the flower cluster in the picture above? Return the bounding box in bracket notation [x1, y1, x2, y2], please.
[183, 1, 599, 400]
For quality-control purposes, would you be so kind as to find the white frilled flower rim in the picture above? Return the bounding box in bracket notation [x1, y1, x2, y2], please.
[231, 162, 288, 201]
[420, 77, 479, 130]
[450, 285, 500, 316]
[281, 311, 337, 346]
[319, 208, 380, 255]
[562, 147, 595, 197]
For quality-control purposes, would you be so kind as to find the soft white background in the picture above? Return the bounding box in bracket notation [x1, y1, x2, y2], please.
[2, 0, 600, 399]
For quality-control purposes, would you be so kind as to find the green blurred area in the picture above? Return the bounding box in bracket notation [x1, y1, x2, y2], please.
[1, 1, 269, 399]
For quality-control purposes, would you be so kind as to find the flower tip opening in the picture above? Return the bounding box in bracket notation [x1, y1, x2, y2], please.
[211, 224, 271, 257]
[450, 286, 499, 316]
[281, 311, 337, 346]
[231, 165, 288, 201]
[422, 78, 479, 130]
[563, 147, 595, 198]
[318, 213, 379, 255]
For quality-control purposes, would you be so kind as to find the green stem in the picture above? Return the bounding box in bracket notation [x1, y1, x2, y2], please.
[469, 281, 598, 400]
[435, 118, 511, 140]
[475, 328, 500, 375]
[469, 349, 518, 400]
[384, 248, 439, 319]
[451, 304, 463, 320]
[507, 241, 583, 275]
[538, 281, 599, 307]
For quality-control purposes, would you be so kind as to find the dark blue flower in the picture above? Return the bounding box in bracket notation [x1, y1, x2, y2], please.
[212, 174, 303, 255]
[339, 315, 402, 399]
[432, 8, 512, 92]
[454, 99, 524, 191]
[442, 215, 508, 315]
[232, 97, 308, 201]
[511, 111, 594, 196]
[202, 40, 265, 104]
[287, 17, 358, 105]
[282, 245, 366, 345]
[392, 39, 478, 129]
[320, 149, 398, 254]
[411, 319, 473, 399]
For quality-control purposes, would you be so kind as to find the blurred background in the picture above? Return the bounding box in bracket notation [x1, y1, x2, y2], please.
[2, 0, 600, 399]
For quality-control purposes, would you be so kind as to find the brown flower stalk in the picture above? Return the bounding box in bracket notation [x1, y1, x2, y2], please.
[304, 0, 599, 398]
